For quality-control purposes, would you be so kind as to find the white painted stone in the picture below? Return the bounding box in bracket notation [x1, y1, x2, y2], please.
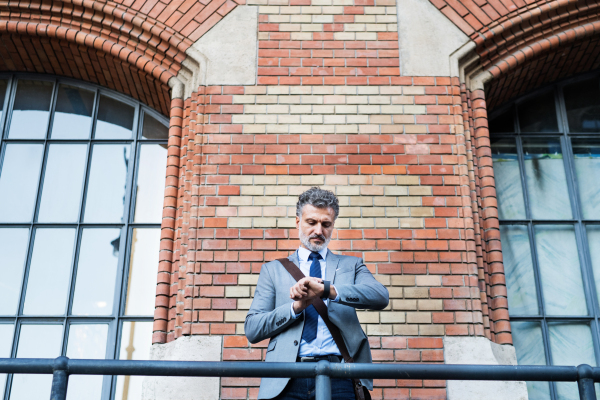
[396, 0, 470, 76]
[142, 336, 222, 400]
[444, 337, 529, 400]
[190, 6, 258, 87]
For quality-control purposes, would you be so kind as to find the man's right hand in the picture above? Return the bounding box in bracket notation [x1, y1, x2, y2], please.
[291, 277, 322, 314]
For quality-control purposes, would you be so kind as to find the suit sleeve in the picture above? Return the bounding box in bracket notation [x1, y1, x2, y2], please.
[244, 262, 298, 344]
[334, 258, 389, 310]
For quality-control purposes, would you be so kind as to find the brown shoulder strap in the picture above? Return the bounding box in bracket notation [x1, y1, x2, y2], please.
[278, 257, 354, 363]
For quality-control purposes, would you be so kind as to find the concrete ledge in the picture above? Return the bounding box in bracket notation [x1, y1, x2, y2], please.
[142, 336, 222, 400]
[444, 337, 528, 400]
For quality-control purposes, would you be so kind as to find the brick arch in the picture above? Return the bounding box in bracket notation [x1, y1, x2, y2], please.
[431, 0, 600, 107]
[0, 0, 244, 114]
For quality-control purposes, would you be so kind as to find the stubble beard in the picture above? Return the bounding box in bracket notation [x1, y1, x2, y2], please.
[299, 229, 331, 253]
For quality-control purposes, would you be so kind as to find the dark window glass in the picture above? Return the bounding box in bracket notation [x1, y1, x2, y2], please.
[522, 139, 571, 219]
[564, 78, 600, 132]
[0, 80, 7, 123]
[95, 95, 134, 139]
[37, 144, 88, 223]
[51, 84, 95, 139]
[518, 91, 559, 132]
[0, 144, 44, 222]
[8, 80, 53, 139]
[141, 113, 169, 139]
[489, 107, 514, 133]
[83, 144, 131, 223]
[491, 138, 526, 219]
[572, 139, 600, 219]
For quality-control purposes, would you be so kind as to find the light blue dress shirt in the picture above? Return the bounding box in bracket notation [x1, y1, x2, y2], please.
[290, 246, 341, 357]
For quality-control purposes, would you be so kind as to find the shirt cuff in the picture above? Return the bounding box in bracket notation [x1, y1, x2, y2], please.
[332, 285, 340, 302]
[291, 303, 302, 319]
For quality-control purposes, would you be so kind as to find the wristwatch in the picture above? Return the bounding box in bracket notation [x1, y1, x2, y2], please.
[321, 280, 330, 299]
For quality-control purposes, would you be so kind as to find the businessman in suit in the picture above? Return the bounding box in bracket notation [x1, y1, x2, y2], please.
[245, 187, 390, 400]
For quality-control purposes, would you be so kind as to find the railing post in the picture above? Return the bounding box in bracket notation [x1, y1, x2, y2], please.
[577, 364, 596, 400]
[50, 356, 69, 400]
[315, 360, 331, 400]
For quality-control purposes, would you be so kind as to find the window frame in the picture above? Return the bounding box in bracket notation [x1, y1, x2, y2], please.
[0, 73, 169, 400]
[490, 70, 600, 400]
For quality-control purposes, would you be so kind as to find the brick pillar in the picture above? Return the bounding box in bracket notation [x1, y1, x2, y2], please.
[470, 89, 511, 345]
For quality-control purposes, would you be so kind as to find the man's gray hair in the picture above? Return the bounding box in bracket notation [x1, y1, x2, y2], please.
[296, 187, 339, 219]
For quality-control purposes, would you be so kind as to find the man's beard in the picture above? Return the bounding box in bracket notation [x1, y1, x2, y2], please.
[299, 230, 331, 253]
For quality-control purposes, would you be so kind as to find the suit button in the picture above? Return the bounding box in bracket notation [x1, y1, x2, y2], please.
[294, 340, 298, 346]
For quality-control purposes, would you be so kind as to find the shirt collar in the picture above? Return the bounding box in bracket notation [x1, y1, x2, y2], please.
[297, 246, 328, 262]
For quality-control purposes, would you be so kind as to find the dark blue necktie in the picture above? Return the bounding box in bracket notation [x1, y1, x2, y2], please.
[301, 252, 322, 343]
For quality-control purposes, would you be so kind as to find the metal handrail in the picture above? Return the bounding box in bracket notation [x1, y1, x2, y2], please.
[0, 357, 598, 400]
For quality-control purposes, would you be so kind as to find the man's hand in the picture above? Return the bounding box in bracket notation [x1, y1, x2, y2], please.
[291, 277, 338, 314]
[291, 277, 321, 313]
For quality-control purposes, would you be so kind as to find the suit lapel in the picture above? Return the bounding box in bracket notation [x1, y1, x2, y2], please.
[288, 251, 300, 268]
[325, 249, 339, 281]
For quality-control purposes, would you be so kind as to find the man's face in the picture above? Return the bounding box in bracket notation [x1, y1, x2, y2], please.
[296, 204, 336, 252]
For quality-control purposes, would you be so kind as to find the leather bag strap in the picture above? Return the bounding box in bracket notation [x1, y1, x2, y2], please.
[278, 258, 354, 363]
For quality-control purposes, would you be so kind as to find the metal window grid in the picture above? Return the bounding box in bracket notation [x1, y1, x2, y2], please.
[489, 70, 600, 400]
[0, 74, 169, 400]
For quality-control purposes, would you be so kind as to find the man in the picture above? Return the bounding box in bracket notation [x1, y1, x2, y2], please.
[245, 187, 390, 400]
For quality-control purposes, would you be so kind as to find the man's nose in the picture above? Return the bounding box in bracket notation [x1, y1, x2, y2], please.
[313, 224, 323, 235]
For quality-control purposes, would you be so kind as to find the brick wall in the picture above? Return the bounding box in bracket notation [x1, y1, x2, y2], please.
[153, 76, 506, 398]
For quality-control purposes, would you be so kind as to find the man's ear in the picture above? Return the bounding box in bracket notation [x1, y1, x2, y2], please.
[295, 215, 300, 229]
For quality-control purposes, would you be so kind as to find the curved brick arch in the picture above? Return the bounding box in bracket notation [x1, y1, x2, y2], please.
[0, 0, 244, 113]
[431, 0, 600, 101]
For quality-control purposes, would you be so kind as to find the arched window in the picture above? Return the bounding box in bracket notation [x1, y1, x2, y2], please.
[0, 75, 169, 400]
[490, 72, 600, 400]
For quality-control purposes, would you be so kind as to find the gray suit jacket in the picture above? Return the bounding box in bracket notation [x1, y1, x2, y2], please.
[244, 250, 389, 399]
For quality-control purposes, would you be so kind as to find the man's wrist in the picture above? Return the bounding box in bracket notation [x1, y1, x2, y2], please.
[329, 284, 338, 301]
[292, 301, 306, 315]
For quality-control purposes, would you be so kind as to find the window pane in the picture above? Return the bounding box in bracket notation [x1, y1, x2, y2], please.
[0, 144, 44, 222]
[0, 228, 29, 315]
[83, 144, 131, 223]
[489, 107, 514, 134]
[0, 324, 14, 399]
[523, 139, 572, 219]
[141, 113, 168, 139]
[518, 91, 559, 132]
[572, 139, 600, 220]
[125, 228, 160, 315]
[114, 321, 153, 400]
[8, 80, 53, 139]
[95, 95, 134, 139]
[500, 226, 538, 315]
[511, 322, 550, 400]
[51, 84, 94, 139]
[10, 324, 62, 400]
[0, 80, 7, 123]
[564, 78, 600, 132]
[133, 144, 167, 223]
[535, 225, 586, 316]
[37, 144, 88, 222]
[72, 229, 121, 316]
[586, 226, 600, 306]
[23, 229, 76, 316]
[548, 323, 596, 400]
[491, 138, 526, 219]
[66, 324, 108, 400]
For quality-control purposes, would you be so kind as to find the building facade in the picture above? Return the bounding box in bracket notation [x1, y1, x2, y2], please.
[0, 0, 599, 399]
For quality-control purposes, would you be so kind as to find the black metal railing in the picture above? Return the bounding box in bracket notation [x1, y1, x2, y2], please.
[1, 357, 599, 400]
